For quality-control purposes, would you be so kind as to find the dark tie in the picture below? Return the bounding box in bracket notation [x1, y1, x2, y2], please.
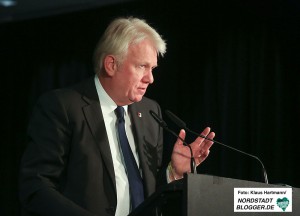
[115, 106, 144, 210]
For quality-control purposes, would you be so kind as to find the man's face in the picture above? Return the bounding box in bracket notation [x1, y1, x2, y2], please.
[112, 39, 158, 105]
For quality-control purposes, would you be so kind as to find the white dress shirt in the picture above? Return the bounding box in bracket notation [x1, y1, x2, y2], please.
[94, 75, 141, 216]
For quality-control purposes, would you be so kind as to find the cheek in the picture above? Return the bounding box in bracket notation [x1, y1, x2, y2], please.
[128, 81, 140, 94]
[129, 75, 142, 88]
[119, 68, 142, 93]
[128, 78, 143, 97]
[121, 79, 137, 95]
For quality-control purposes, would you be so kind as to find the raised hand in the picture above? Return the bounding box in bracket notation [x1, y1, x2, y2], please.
[169, 127, 215, 180]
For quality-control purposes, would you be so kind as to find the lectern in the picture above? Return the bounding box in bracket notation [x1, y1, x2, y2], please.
[129, 174, 300, 216]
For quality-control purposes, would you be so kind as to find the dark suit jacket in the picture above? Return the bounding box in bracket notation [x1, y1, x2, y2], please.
[19, 77, 164, 216]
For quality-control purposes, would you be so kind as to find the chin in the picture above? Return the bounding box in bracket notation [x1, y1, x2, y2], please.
[129, 96, 143, 103]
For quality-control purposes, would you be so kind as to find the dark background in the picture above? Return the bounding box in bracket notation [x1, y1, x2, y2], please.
[1, 0, 299, 215]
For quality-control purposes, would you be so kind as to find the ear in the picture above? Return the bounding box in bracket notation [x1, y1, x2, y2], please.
[103, 55, 117, 76]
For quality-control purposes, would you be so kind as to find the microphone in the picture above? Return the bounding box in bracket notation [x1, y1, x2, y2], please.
[149, 110, 196, 174]
[165, 110, 269, 184]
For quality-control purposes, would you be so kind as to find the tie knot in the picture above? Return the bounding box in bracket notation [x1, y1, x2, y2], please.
[115, 106, 125, 121]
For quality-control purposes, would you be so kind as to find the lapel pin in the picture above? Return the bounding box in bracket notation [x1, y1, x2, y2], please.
[138, 112, 142, 118]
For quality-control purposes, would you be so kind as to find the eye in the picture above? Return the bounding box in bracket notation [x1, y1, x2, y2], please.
[137, 64, 157, 72]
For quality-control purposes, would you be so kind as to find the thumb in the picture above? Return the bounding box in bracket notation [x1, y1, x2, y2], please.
[175, 129, 186, 146]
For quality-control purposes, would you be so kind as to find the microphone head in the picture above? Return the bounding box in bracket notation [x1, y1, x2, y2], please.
[165, 110, 187, 129]
[149, 110, 168, 128]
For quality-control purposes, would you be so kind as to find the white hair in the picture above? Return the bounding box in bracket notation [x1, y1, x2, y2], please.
[93, 17, 167, 75]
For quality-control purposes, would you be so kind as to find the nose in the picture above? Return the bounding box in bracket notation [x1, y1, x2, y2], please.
[144, 69, 154, 84]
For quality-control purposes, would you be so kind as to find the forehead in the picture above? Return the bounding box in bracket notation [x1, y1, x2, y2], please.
[126, 39, 158, 63]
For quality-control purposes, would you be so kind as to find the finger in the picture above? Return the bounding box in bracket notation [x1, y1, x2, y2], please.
[200, 127, 211, 137]
[201, 150, 210, 161]
[190, 127, 211, 154]
[200, 149, 210, 158]
[195, 127, 211, 144]
[204, 132, 215, 146]
[200, 132, 215, 151]
[202, 132, 215, 146]
[205, 131, 215, 141]
[195, 149, 210, 166]
[175, 129, 186, 146]
[197, 131, 215, 156]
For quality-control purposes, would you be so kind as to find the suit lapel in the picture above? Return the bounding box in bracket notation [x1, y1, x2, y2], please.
[129, 105, 145, 163]
[79, 78, 117, 195]
[129, 104, 153, 196]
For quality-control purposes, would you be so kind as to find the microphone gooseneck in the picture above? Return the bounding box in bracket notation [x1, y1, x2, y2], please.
[149, 110, 196, 174]
[165, 110, 269, 184]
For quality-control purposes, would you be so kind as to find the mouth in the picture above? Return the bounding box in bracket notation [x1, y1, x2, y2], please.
[138, 87, 147, 94]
